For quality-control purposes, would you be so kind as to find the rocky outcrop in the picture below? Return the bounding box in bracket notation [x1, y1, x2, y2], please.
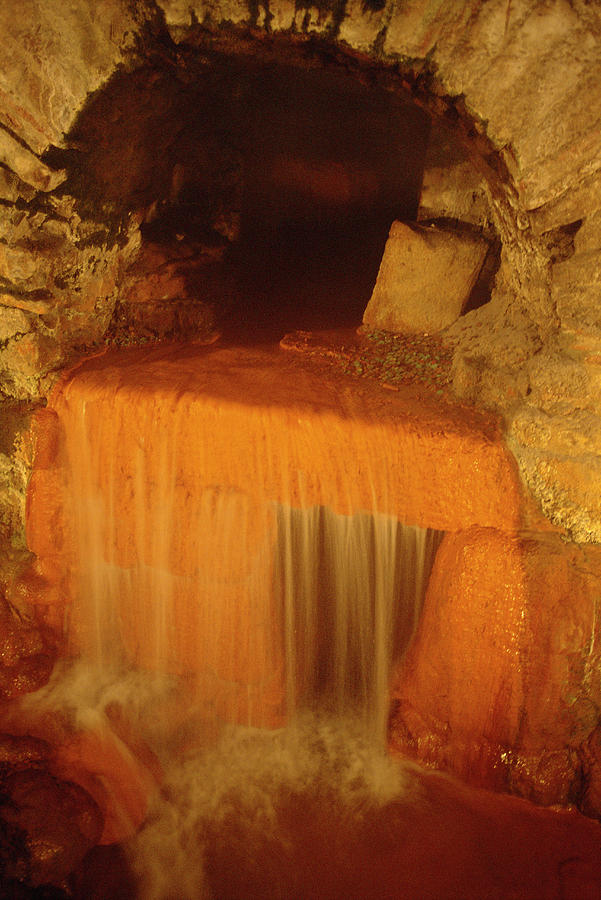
[391, 528, 601, 811]
[0, 769, 102, 889]
[0, 732, 103, 894]
[112, 239, 225, 345]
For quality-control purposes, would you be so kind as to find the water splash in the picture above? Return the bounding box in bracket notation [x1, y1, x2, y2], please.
[129, 711, 419, 900]
[41, 345, 444, 893]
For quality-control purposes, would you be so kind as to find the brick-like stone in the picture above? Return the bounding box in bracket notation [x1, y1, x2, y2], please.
[363, 221, 489, 334]
[510, 406, 601, 457]
[518, 451, 601, 543]
[526, 351, 592, 414]
[0, 307, 30, 342]
[0, 130, 65, 193]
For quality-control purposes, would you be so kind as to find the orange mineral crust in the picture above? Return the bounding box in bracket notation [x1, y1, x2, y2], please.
[391, 526, 601, 803]
[26, 341, 522, 726]
[36, 340, 521, 528]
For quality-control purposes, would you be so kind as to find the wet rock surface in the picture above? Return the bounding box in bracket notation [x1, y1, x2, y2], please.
[0, 729, 102, 897]
[0, 594, 55, 701]
[0, 770, 102, 889]
[390, 527, 601, 812]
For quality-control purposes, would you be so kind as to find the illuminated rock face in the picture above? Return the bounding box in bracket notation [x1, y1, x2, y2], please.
[2, 0, 601, 831]
[22, 340, 601, 813]
[390, 527, 601, 811]
[25, 344, 521, 727]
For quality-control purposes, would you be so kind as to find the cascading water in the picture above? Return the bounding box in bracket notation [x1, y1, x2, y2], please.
[277, 505, 439, 740]
[22, 341, 601, 899]
[49, 343, 441, 737]
[28, 341, 439, 890]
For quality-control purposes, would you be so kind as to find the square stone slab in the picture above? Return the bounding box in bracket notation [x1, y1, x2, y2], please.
[363, 220, 489, 334]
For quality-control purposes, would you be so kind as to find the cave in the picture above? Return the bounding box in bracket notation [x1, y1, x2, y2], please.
[1, 1, 601, 897]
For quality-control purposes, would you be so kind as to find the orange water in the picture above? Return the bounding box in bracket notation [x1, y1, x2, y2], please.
[45, 342, 449, 734]
[24, 341, 601, 898]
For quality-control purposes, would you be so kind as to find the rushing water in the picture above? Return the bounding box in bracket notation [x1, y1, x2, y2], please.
[40, 344, 446, 895]
[51, 345, 442, 737]
[22, 345, 601, 898]
[277, 505, 440, 740]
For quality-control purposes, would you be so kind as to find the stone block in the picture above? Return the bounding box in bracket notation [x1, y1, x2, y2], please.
[526, 351, 592, 413]
[553, 249, 601, 294]
[363, 221, 488, 334]
[520, 452, 601, 543]
[0, 334, 60, 400]
[338, 0, 389, 52]
[510, 406, 601, 457]
[555, 284, 601, 332]
[418, 159, 491, 229]
[0, 130, 65, 193]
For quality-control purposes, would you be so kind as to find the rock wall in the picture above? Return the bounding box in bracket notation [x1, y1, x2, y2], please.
[0, 0, 599, 540]
[1, 0, 601, 824]
[391, 528, 601, 814]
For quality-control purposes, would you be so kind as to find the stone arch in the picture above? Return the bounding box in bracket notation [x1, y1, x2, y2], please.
[2, 0, 601, 840]
[1, 0, 601, 538]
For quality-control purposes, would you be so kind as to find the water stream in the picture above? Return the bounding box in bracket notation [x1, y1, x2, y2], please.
[36, 343, 443, 894]
[52, 344, 441, 736]
[21, 343, 601, 898]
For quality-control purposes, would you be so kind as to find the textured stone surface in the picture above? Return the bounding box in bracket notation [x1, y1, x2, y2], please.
[418, 154, 492, 230]
[363, 221, 489, 334]
[514, 450, 601, 544]
[0, 0, 147, 158]
[0, 540, 54, 718]
[0, 403, 39, 548]
[384, 0, 601, 212]
[114, 240, 224, 344]
[0, 770, 102, 887]
[0, 0, 598, 536]
[0, 203, 141, 400]
[391, 528, 601, 809]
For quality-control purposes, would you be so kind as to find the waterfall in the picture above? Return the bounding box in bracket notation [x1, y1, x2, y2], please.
[25, 344, 598, 900]
[277, 505, 439, 740]
[48, 344, 441, 737]
[49, 345, 441, 738]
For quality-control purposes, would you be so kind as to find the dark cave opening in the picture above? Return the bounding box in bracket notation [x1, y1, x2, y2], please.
[50, 40, 434, 343]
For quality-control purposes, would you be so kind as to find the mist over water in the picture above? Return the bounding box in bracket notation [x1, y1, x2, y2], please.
[17, 659, 421, 898]
[41, 349, 444, 896]
[130, 712, 419, 900]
